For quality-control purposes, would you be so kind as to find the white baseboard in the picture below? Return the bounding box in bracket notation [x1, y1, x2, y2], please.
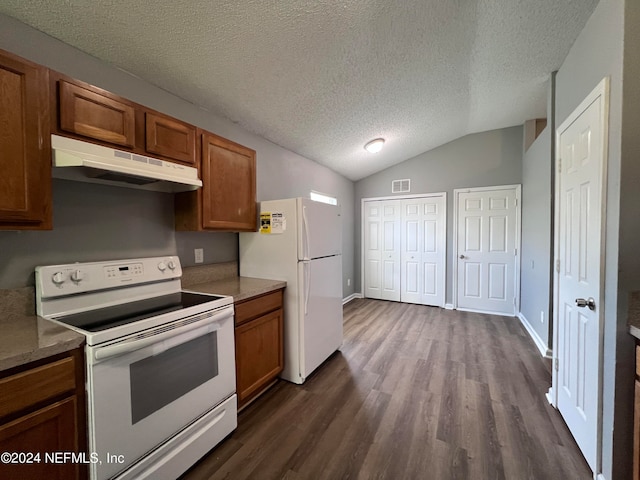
[457, 306, 515, 317]
[444, 303, 454, 310]
[517, 312, 552, 358]
[342, 293, 363, 305]
[546, 387, 555, 406]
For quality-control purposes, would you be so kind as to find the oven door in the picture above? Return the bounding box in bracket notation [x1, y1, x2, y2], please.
[86, 305, 235, 480]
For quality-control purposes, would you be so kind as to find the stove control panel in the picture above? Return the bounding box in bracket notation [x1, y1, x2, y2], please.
[105, 262, 144, 279]
[36, 256, 182, 298]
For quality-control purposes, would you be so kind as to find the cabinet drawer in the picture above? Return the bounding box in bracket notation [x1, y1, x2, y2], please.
[235, 290, 283, 326]
[59, 80, 135, 148]
[145, 112, 196, 165]
[0, 357, 76, 419]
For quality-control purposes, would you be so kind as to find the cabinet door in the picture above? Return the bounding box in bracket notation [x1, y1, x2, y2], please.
[0, 50, 51, 229]
[58, 80, 135, 148]
[0, 397, 80, 480]
[145, 112, 196, 165]
[235, 309, 283, 407]
[201, 133, 256, 231]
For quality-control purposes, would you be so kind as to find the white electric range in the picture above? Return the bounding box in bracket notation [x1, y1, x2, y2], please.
[35, 256, 237, 480]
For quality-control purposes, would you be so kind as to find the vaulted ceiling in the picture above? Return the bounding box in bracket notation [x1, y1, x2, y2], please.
[0, 1, 598, 180]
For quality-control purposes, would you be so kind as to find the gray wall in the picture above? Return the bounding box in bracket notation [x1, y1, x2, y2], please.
[555, 0, 632, 477]
[519, 71, 555, 353]
[0, 14, 355, 296]
[519, 125, 552, 349]
[354, 126, 523, 303]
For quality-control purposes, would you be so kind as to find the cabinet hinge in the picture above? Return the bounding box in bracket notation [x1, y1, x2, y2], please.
[558, 157, 562, 174]
[556, 259, 560, 273]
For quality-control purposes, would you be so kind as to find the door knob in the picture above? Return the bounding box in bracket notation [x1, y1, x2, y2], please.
[459, 254, 466, 259]
[575, 297, 596, 311]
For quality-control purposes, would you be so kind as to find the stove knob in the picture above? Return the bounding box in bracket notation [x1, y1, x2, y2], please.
[52, 271, 66, 285]
[71, 269, 85, 283]
[167, 260, 177, 270]
[158, 262, 167, 272]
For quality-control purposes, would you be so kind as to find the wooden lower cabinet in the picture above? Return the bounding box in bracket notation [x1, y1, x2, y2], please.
[0, 349, 86, 480]
[235, 290, 284, 408]
[0, 398, 78, 480]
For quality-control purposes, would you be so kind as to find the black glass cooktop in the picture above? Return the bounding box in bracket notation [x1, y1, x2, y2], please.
[54, 292, 226, 332]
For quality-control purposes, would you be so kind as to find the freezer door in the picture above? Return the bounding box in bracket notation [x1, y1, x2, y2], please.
[297, 198, 341, 260]
[298, 255, 343, 381]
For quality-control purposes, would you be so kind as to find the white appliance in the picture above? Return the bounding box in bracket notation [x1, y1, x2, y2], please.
[35, 256, 236, 480]
[51, 134, 202, 192]
[240, 197, 343, 384]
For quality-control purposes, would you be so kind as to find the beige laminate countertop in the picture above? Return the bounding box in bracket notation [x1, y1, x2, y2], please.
[0, 288, 84, 373]
[184, 276, 286, 303]
[628, 291, 640, 340]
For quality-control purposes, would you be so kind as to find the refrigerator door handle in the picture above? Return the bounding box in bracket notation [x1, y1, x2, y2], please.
[304, 260, 311, 315]
[302, 205, 311, 260]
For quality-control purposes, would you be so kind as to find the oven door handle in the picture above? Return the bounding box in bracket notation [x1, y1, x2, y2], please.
[93, 309, 231, 362]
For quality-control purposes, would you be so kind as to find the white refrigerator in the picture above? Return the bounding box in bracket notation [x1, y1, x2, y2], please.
[239, 197, 343, 384]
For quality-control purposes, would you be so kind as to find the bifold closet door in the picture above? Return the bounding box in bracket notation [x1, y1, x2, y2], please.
[363, 195, 446, 306]
[400, 196, 446, 307]
[363, 200, 401, 301]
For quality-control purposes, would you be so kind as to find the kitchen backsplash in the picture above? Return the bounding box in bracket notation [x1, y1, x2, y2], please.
[0, 287, 35, 316]
[181, 261, 238, 287]
[0, 179, 237, 289]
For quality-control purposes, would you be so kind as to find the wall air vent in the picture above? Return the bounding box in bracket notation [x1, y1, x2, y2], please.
[392, 179, 410, 194]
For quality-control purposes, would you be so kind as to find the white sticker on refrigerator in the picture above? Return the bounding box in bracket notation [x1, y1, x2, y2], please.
[271, 212, 285, 233]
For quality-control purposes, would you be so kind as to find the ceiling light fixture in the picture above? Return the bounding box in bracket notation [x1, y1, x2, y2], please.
[364, 138, 385, 153]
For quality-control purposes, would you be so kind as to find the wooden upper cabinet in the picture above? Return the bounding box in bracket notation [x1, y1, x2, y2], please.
[176, 131, 257, 232]
[0, 50, 52, 230]
[58, 80, 135, 148]
[145, 112, 196, 165]
[202, 133, 257, 231]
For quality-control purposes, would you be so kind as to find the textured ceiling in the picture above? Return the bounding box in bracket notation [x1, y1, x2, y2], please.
[0, 0, 598, 181]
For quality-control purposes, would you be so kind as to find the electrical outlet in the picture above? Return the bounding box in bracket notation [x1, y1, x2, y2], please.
[347, 278, 351, 286]
[194, 248, 204, 264]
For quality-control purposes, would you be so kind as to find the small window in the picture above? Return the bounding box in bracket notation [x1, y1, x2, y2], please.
[310, 191, 337, 205]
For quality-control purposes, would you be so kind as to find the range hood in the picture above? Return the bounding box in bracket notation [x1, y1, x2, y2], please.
[51, 135, 202, 193]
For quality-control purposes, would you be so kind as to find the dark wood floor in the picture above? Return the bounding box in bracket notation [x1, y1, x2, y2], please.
[182, 299, 592, 480]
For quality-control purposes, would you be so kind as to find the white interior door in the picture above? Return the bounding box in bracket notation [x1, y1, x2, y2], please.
[455, 186, 520, 315]
[400, 195, 446, 307]
[553, 79, 608, 473]
[363, 200, 401, 301]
